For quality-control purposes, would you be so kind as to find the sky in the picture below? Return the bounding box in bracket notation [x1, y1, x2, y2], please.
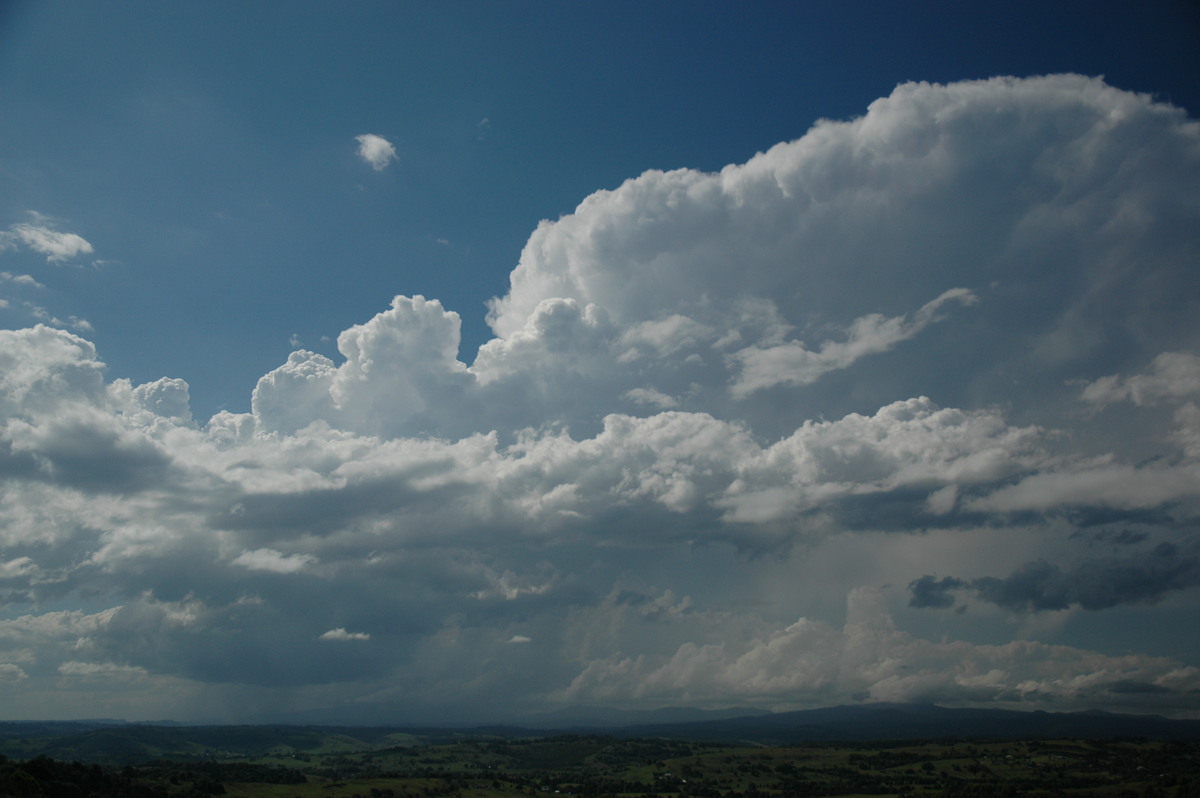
[1, 0, 1199, 724]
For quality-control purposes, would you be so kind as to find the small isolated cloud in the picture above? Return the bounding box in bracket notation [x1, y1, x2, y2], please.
[1, 215, 94, 263]
[355, 134, 397, 171]
[319, 628, 370, 642]
[506, 635, 532, 644]
[232, 548, 316, 574]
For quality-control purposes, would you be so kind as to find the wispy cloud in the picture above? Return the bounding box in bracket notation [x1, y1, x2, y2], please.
[1, 214, 94, 263]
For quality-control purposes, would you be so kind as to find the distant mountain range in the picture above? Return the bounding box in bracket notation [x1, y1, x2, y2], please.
[3, 703, 1199, 763]
[585, 703, 1200, 744]
[516, 704, 773, 728]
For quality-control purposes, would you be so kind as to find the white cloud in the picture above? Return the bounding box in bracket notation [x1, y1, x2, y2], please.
[729, 289, 976, 397]
[0, 556, 38, 578]
[618, 315, 715, 363]
[0, 608, 119, 643]
[252, 296, 473, 438]
[319, 628, 370, 642]
[24, 301, 94, 333]
[969, 460, 1200, 514]
[715, 396, 1043, 524]
[624, 387, 678, 409]
[1175, 403, 1200, 459]
[0, 608, 122, 681]
[132, 377, 194, 424]
[355, 133, 397, 171]
[989, 351, 1200, 510]
[0, 325, 107, 416]
[252, 349, 338, 434]
[232, 549, 317, 574]
[58, 661, 149, 679]
[1, 216, 94, 263]
[330, 294, 470, 435]
[1083, 351, 1200, 407]
[0, 664, 28, 681]
[0, 271, 44, 288]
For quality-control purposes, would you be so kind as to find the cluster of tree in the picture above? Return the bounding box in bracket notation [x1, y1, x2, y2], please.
[0, 753, 312, 797]
[0, 753, 182, 798]
[136, 759, 306, 786]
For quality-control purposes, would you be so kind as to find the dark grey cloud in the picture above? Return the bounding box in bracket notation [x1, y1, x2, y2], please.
[907, 575, 966, 609]
[12, 415, 175, 494]
[1107, 680, 1172, 695]
[910, 542, 1200, 612]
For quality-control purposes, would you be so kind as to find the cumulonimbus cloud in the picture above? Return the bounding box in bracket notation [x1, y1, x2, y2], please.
[1, 75, 1199, 721]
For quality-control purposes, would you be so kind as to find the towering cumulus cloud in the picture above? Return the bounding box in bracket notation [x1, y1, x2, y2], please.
[2, 76, 1199, 722]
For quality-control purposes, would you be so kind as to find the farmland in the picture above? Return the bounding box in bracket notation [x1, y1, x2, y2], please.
[4, 730, 1200, 797]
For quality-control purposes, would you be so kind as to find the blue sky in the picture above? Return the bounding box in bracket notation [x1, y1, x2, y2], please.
[1, 1, 1200, 724]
